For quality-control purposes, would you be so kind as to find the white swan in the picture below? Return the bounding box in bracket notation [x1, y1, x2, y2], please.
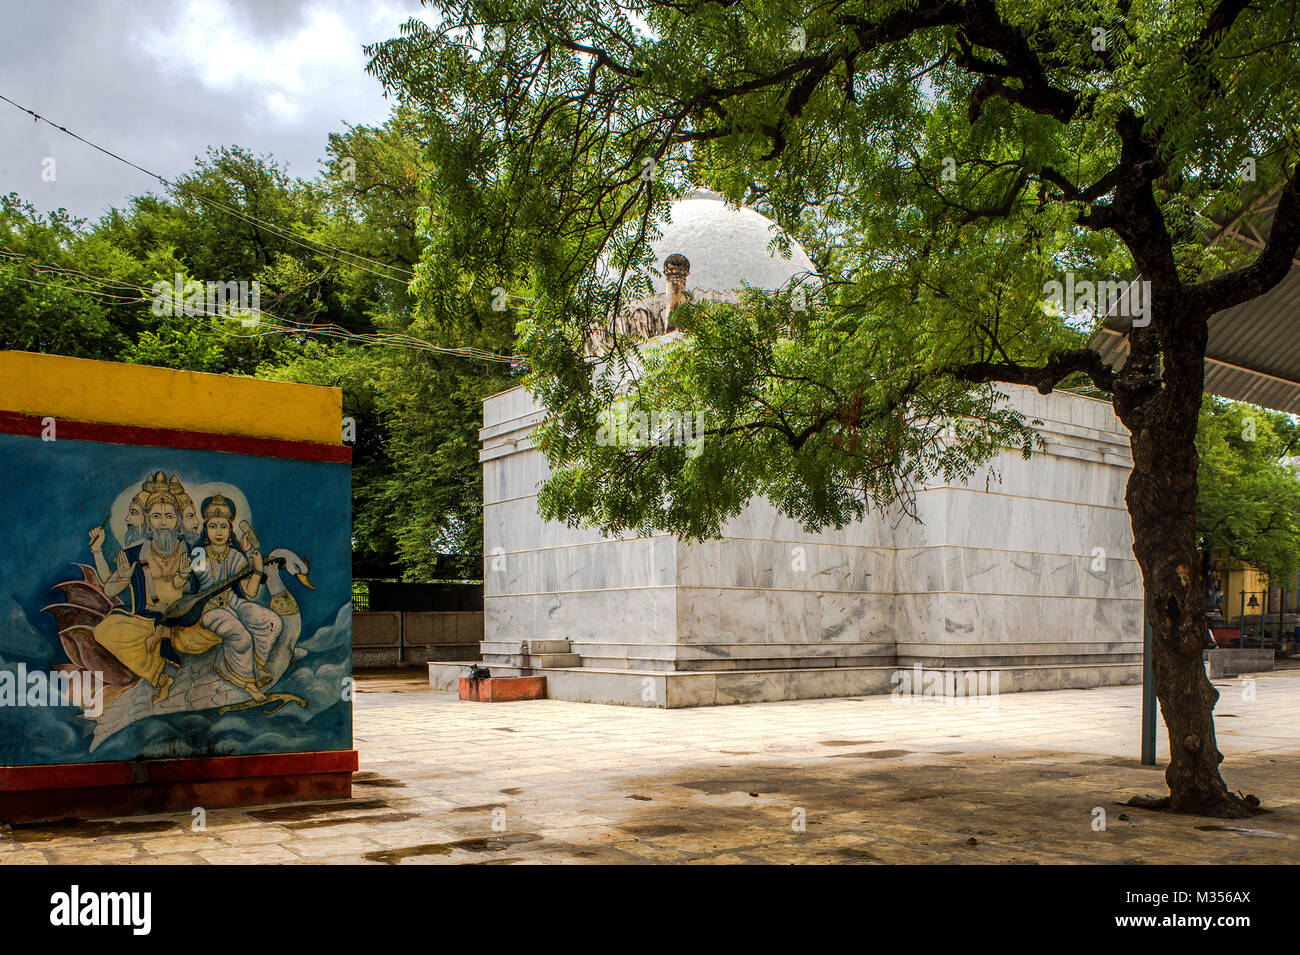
[260, 548, 313, 676]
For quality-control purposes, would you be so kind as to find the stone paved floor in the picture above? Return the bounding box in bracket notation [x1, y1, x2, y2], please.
[3, 666, 1299, 864]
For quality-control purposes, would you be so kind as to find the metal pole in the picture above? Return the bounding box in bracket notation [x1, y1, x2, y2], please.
[1142, 613, 1157, 766]
[1280, 589, 1287, 652]
[1262, 586, 1269, 648]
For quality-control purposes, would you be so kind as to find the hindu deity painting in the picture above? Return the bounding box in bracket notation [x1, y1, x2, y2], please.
[0, 434, 352, 765]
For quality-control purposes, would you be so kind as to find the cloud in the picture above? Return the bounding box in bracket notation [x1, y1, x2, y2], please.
[0, 670, 90, 764]
[0, 0, 437, 221]
[299, 600, 351, 653]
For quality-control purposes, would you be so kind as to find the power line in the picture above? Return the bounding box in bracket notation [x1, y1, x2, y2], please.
[0, 92, 419, 286]
[0, 92, 557, 321]
[0, 251, 519, 363]
[0, 92, 567, 312]
[0, 248, 146, 298]
[2, 93, 671, 319]
[0, 266, 147, 305]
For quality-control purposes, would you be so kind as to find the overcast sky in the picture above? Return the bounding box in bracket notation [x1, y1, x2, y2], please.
[0, 0, 436, 223]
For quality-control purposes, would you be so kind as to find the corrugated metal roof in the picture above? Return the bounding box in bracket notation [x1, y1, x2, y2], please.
[1087, 186, 1300, 415]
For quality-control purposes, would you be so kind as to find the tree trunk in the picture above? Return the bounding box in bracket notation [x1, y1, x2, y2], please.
[1114, 312, 1254, 818]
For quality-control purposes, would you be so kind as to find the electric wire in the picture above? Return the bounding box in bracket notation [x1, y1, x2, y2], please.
[0, 92, 419, 287]
[0, 251, 519, 362]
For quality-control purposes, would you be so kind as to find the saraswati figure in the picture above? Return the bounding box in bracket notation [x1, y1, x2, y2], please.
[190, 495, 283, 702]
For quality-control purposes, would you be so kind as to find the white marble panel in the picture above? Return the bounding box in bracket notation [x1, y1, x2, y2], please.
[891, 593, 945, 647]
[766, 589, 822, 645]
[484, 497, 544, 554]
[680, 539, 890, 592]
[1000, 386, 1124, 436]
[934, 546, 1144, 600]
[673, 641, 889, 662]
[535, 509, 648, 550]
[717, 587, 769, 646]
[483, 385, 540, 428]
[600, 587, 676, 650]
[483, 546, 526, 597]
[895, 547, 946, 593]
[676, 587, 719, 642]
[675, 539, 718, 589]
[894, 592, 1143, 655]
[818, 591, 897, 645]
[488, 507, 676, 595]
[889, 495, 946, 549]
[481, 448, 551, 505]
[846, 546, 892, 592]
[719, 496, 893, 548]
[484, 594, 535, 645]
[969, 449, 1131, 509]
[941, 490, 1136, 557]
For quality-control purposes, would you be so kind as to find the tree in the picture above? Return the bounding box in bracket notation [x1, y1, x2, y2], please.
[370, 0, 1300, 816]
[3, 123, 515, 581]
[96, 145, 365, 376]
[0, 195, 133, 359]
[265, 114, 520, 580]
[1197, 397, 1300, 587]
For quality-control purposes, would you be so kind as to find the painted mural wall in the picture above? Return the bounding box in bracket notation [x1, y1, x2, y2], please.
[0, 352, 352, 766]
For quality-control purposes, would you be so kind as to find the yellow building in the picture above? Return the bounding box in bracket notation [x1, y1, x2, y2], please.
[1212, 551, 1300, 619]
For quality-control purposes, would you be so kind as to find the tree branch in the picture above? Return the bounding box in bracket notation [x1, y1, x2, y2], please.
[949, 348, 1118, 394]
[1190, 159, 1300, 312]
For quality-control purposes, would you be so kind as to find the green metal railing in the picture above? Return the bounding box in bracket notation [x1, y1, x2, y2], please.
[351, 581, 370, 612]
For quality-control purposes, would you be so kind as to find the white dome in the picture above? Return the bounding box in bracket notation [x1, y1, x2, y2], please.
[648, 189, 815, 296]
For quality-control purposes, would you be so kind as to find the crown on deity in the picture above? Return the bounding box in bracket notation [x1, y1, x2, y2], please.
[202, 494, 235, 521]
[144, 489, 179, 511]
[142, 470, 171, 495]
[140, 470, 178, 511]
[168, 474, 194, 509]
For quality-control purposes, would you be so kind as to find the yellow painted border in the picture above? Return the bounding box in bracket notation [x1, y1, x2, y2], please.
[0, 351, 341, 445]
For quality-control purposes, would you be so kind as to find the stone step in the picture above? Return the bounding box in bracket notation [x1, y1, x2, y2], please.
[526, 639, 572, 654]
[521, 652, 582, 668]
[432, 660, 1142, 707]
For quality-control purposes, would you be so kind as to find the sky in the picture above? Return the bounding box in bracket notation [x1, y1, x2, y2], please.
[0, 0, 436, 222]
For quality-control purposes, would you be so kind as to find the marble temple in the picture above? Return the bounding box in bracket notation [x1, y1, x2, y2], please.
[430, 190, 1144, 706]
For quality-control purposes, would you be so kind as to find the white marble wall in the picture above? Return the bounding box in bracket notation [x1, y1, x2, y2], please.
[481, 402, 680, 669]
[890, 387, 1141, 666]
[480, 383, 1143, 672]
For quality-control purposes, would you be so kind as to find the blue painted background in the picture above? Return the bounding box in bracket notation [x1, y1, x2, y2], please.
[0, 431, 352, 765]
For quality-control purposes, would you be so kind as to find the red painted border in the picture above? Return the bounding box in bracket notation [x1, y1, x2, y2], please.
[0, 750, 359, 792]
[0, 409, 351, 463]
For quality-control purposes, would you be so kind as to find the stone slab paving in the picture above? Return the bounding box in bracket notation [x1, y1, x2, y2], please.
[3, 666, 1299, 864]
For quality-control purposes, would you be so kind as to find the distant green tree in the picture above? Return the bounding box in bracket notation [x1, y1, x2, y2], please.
[269, 115, 520, 580]
[1197, 398, 1300, 585]
[0, 195, 133, 359]
[95, 145, 364, 375]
